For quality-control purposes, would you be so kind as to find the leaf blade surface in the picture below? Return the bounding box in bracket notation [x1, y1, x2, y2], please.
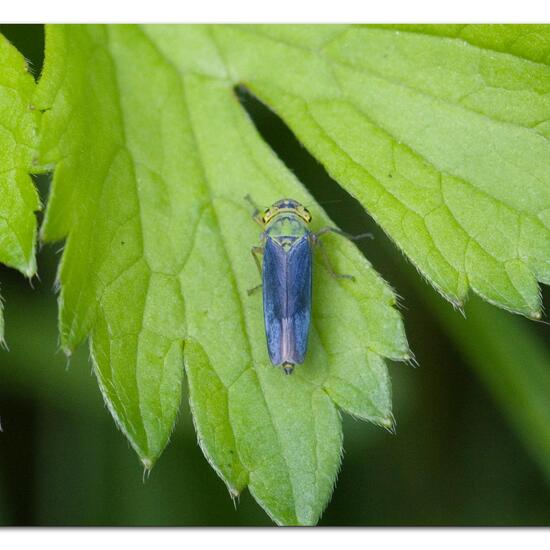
[36, 24, 407, 524]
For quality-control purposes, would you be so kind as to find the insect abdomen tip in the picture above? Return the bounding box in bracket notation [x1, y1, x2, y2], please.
[282, 362, 295, 375]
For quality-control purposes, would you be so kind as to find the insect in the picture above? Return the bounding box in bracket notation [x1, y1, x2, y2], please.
[246, 196, 371, 375]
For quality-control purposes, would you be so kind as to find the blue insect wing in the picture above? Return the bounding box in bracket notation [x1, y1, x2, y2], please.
[286, 237, 312, 362]
[262, 238, 286, 365]
[262, 235, 312, 366]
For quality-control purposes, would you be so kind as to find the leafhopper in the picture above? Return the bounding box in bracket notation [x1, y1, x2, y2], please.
[247, 196, 370, 375]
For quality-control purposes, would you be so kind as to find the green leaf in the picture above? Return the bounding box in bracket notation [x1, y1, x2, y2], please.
[34, 23, 550, 524]
[36, 25, 408, 524]
[0, 34, 40, 343]
[217, 24, 550, 317]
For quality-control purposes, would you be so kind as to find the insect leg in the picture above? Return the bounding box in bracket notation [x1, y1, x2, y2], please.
[244, 194, 264, 226]
[314, 237, 355, 281]
[312, 226, 373, 279]
[251, 245, 263, 275]
[247, 245, 264, 295]
[247, 284, 262, 296]
[314, 226, 373, 242]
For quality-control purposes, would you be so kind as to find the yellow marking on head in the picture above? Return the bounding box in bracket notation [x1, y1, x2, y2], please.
[262, 199, 312, 225]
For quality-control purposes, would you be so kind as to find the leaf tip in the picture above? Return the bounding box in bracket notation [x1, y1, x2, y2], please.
[402, 351, 418, 368]
[452, 299, 466, 317]
[141, 456, 155, 471]
[228, 485, 241, 507]
[22, 256, 37, 280]
[378, 412, 396, 434]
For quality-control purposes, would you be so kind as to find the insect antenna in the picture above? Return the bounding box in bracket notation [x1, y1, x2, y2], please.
[305, 199, 343, 208]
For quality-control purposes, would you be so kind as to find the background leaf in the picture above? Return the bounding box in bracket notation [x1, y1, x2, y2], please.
[35, 25, 408, 525]
[429, 294, 550, 481]
[0, 34, 40, 343]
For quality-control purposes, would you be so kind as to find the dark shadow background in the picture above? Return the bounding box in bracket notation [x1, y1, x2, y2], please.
[0, 25, 549, 526]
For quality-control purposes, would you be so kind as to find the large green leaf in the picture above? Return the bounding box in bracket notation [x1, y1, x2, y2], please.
[0, 34, 40, 343]
[34, 25, 408, 525]
[31, 24, 550, 524]
[222, 24, 550, 316]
